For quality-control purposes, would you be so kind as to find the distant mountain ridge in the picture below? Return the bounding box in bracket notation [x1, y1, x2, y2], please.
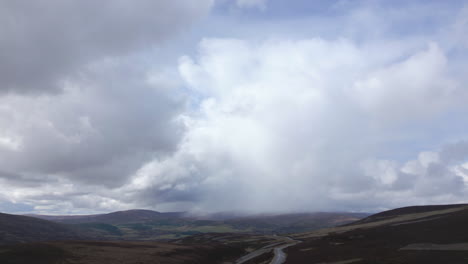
[28, 209, 185, 224]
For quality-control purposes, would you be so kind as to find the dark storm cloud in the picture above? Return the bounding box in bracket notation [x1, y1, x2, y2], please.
[0, 0, 213, 213]
[0, 63, 185, 187]
[0, 0, 212, 94]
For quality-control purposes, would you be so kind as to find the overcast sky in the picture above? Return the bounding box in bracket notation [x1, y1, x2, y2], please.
[1, 0, 468, 215]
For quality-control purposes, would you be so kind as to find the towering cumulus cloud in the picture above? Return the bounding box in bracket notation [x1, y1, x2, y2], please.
[128, 35, 468, 213]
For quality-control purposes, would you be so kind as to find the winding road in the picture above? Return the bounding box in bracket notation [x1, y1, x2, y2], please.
[235, 236, 301, 264]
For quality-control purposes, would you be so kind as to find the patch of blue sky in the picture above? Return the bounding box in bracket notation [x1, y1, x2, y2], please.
[0, 201, 35, 214]
[374, 109, 468, 162]
[211, 0, 466, 39]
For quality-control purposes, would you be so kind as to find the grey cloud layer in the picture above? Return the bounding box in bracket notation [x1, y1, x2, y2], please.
[1, 0, 468, 214]
[0, 63, 183, 187]
[0, 0, 213, 213]
[0, 0, 212, 94]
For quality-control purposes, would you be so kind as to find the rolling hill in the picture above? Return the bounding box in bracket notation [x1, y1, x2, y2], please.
[0, 213, 80, 245]
[27, 210, 368, 240]
[2, 204, 468, 263]
[29, 209, 184, 224]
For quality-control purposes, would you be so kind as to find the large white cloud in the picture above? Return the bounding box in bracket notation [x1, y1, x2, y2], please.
[122, 36, 468, 213]
[351, 43, 460, 122]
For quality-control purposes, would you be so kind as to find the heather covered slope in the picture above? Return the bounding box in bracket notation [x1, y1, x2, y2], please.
[348, 203, 468, 226]
[286, 204, 468, 263]
[0, 240, 245, 264]
[0, 213, 80, 244]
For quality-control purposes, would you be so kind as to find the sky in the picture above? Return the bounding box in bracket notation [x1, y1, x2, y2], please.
[1, 0, 468, 215]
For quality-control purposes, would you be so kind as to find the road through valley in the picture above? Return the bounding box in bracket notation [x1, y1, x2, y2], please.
[235, 236, 301, 264]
